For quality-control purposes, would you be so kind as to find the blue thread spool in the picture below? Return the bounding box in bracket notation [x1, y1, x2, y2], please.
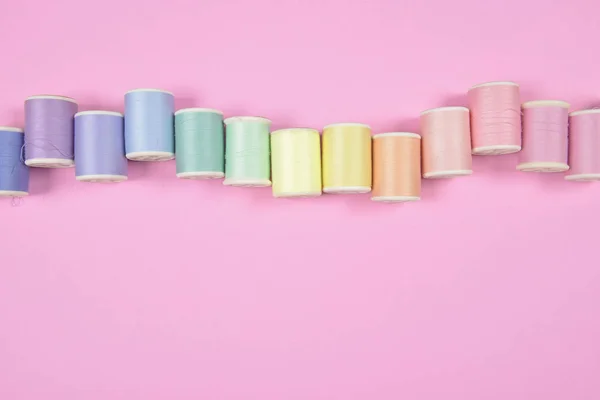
[0, 127, 29, 196]
[124, 89, 174, 161]
[74, 111, 127, 183]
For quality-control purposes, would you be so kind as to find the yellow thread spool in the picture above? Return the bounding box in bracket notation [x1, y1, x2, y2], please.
[270, 128, 322, 198]
[322, 123, 372, 193]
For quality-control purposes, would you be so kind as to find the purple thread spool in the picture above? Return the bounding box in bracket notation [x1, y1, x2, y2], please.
[24, 95, 78, 168]
[74, 111, 127, 183]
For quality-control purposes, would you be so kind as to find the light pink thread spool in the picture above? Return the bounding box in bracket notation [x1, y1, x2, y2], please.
[565, 109, 600, 181]
[420, 106, 472, 178]
[468, 81, 521, 155]
[517, 100, 570, 173]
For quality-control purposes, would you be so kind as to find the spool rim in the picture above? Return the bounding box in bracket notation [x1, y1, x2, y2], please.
[0, 190, 29, 197]
[176, 171, 225, 179]
[25, 158, 74, 168]
[323, 122, 371, 130]
[175, 108, 224, 116]
[371, 195, 421, 202]
[76, 174, 128, 182]
[472, 145, 521, 155]
[125, 88, 174, 95]
[75, 111, 123, 117]
[565, 173, 600, 181]
[420, 106, 469, 116]
[126, 151, 175, 162]
[224, 116, 271, 125]
[26, 95, 77, 103]
[569, 109, 600, 117]
[373, 132, 421, 139]
[516, 162, 569, 173]
[223, 178, 272, 187]
[423, 169, 472, 179]
[522, 100, 570, 109]
[270, 128, 320, 135]
[0, 126, 24, 133]
[469, 81, 519, 90]
[273, 191, 322, 198]
[323, 186, 372, 194]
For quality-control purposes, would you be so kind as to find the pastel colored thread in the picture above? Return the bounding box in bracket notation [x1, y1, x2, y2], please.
[322, 123, 372, 193]
[0, 127, 29, 196]
[223, 116, 271, 187]
[270, 128, 322, 198]
[371, 132, 421, 202]
[565, 109, 600, 181]
[420, 107, 473, 178]
[175, 108, 225, 179]
[518, 101, 569, 173]
[124, 89, 175, 161]
[24, 95, 78, 168]
[468, 81, 522, 155]
[74, 111, 128, 183]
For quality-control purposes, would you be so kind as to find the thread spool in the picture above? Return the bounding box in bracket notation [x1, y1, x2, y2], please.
[517, 100, 569, 173]
[24, 95, 77, 167]
[0, 127, 29, 196]
[468, 81, 522, 155]
[223, 116, 271, 187]
[175, 108, 225, 179]
[371, 132, 421, 202]
[565, 109, 600, 181]
[420, 107, 472, 178]
[124, 89, 174, 161]
[322, 123, 372, 193]
[270, 128, 322, 198]
[74, 111, 127, 182]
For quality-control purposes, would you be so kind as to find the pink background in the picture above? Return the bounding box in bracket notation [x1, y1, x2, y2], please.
[1, 0, 600, 399]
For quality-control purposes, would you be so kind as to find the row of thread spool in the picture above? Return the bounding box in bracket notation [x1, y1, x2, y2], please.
[0, 82, 599, 201]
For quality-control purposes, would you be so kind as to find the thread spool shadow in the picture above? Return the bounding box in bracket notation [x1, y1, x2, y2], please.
[420, 178, 457, 201]
[28, 168, 55, 195]
[173, 90, 199, 110]
[441, 93, 468, 108]
[471, 153, 519, 180]
[74, 95, 123, 114]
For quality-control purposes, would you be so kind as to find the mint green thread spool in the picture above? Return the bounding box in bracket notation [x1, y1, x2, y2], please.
[175, 108, 225, 179]
[223, 116, 271, 187]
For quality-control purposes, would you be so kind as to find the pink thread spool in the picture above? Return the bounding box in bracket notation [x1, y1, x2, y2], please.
[468, 81, 521, 155]
[420, 106, 472, 178]
[517, 100, 570, 172]
[565, 109, 600, 181]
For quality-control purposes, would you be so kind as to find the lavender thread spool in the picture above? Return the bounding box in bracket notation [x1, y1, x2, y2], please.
[24, 95, 77, 168]
[74, 111, 128, 183]
[0, 127, 29, 197]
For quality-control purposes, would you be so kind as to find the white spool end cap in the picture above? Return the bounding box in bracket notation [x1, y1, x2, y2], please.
[0, 190, 28, 197]
[472, 145, 521, 155]
[176, 171, 225, 180]
[126, 151, 175, 162]
[323, 186, 371, 194]
[223, 178, 272, 187]
[517, 162, 569, 173]
[25, 158, 74, 168]
[273, 191, 322, 198]
[423, 170, 473, 179]
[564, 173, 600, 182]
[76, 174, 128, 183]
[371, 195, 420, 203]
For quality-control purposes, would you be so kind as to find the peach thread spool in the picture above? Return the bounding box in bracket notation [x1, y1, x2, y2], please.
[517, 100, 570, 173]
[420, 107, 472, 178]
[322, 123, 372, 193]
[565, 109, 600, 181]
[468, 81, 521, 155]
[371, 132, 421, 202]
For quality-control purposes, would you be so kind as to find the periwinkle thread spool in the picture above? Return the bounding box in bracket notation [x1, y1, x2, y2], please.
[24, 95, 77, 168]
[371, 132, 421, 202]
[74, 111, 127, 183]
[223, 116, 271, 187]
[270, 128, 322, 198]
[175, 108, 225, 179]
[322, 123, 372, 194]
[517, 101, 570, 173]
[565, 109, 600, 181]
[0, 127, 29, 197]
[420, 107, 473, 178]
[468, 81, 522, 155]
[124, 89, 175, 161]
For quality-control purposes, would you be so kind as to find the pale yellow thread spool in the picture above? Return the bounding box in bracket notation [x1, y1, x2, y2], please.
[322, 123, 372, 193]
[270, 128, 322, 198]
